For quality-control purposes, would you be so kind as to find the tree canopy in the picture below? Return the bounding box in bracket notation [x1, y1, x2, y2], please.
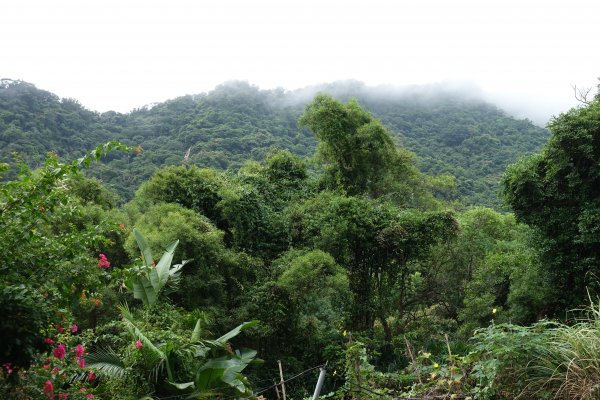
[503, 94, 600, 312]
[1, 79, 548, 207]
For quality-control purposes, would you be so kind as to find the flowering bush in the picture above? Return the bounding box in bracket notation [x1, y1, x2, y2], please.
[2, 322, 98, 400]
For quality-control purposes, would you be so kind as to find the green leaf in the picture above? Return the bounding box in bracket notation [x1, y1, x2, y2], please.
[191, 318, 203, 342]
[129, 274, 157, 306]
[119, 304, 166, 361]
[134, 228, 154, 267]
[215, 320, 258, 345]
[165, 381, 195, 391]
[155, 239, 179, 289]
[86, 347, 127, 379]
[194, 348, 256, 393]
[195, 364, 222, 390]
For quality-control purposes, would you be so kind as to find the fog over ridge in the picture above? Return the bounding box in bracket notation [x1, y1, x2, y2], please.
[210, 79, 577, 126]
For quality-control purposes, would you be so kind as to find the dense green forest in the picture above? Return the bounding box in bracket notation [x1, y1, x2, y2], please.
[1, 78, 599, 400]
[0, 79, 548, 207]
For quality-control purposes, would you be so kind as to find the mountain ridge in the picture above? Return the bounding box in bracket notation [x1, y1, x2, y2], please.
[0, 79, 549, 207]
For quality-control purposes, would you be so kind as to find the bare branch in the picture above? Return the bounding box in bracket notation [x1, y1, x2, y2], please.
[572, 84, 592, 105]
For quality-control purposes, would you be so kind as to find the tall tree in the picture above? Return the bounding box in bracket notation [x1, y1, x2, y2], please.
[299, 94, 438, 207]
[288, 192, 457, 332]
[502, 93, 600, 312]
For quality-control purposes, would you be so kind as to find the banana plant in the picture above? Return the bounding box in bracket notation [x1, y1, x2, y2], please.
[88, 307, 259, 399]
[125, 228, 187, 306]
[90, 230, 260, 398]
[190, 347, 258, 397]
[170, 320, 260, 398]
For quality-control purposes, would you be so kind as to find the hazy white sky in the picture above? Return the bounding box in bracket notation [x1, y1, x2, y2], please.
[1, 0, 599, 123]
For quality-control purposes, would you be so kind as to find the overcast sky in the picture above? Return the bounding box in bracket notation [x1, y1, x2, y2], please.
[1, 0, 599, 124]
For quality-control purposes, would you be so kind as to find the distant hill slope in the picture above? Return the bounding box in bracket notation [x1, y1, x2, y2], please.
[0, 79, 113, 167]
[0, 79, 549, 207]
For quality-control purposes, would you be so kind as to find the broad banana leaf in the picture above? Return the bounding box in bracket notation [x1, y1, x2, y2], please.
[129, 274, 157, 306]
[128, 230, 182, 306]
[215, 320, 258, 345]
[134, 228, 154, 268]
[153, 239, 179, 289]
[194, 349, 257, 393]
[191, 318, 203, 342]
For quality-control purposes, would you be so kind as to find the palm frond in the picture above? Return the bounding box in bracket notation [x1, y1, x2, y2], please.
[86, 347, 128, 379]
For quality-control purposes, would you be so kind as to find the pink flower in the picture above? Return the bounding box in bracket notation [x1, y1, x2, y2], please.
[80, 388, 87, 392]
[43, 380, 54, 394]
[53, 344, 66, 360]
[43, 291, 49, 297]
[98, 254, 110, 268]
[58, 393, 69, 399]
[71, 324, 78, 333]
[135, 339, 142, 349]
[77, 357, 85, 368]
[3, 362, 13, 374]
[86, 395, 95, 399]
[88, 372, 96, 380]
[57, 324, 64, 333]
[44, 338, 55, 344]
[74, 344, 84, 358]
[51, 366, 60, 374]
[42, 364, 50, 369]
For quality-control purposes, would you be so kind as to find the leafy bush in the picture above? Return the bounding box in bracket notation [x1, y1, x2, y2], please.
[0, 284, 51, 370]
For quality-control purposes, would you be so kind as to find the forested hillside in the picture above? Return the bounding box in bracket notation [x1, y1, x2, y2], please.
[0, 79, 548, 207]
[2, 85, 599, 400]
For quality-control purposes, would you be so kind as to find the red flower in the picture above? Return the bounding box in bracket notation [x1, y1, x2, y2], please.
[86, 395, 95, 399]
[97, 254, 110, 268]
[44, 338, 55, 344]
[43, 291, 49, 297]
[92, 298, 101, 307]
[71, 324, 78, 333]
[81, 290, 86, 299]
[135, 339, 142, 349]
[74, 344, 84, 358]
[77, 357, 85, 368]
[88, 372, 96, 380]
[58, 393, 69, 399]
[43, 380, 53, 393]
[57, 324, 64, 333]
[53, 344, 66, 360]
[42, 364, 50, 369]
